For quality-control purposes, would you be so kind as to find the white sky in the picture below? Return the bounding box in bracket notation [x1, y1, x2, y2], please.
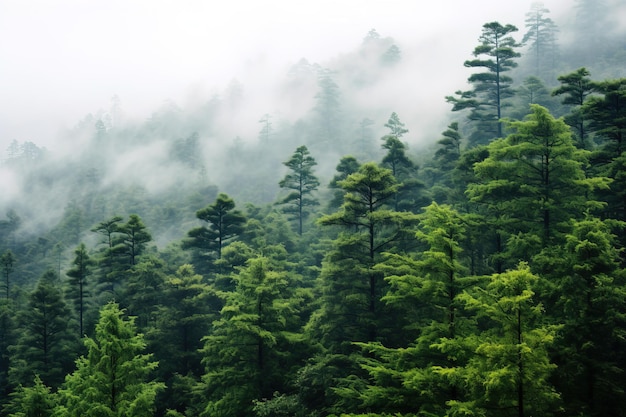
[0, 0, 574, 150]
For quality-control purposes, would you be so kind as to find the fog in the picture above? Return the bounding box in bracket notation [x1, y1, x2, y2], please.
[1, 0, 570, 149]
[1, 0, 624, 244]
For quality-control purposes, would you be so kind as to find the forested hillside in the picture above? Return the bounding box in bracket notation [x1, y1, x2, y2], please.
[1, 1, 625, 416]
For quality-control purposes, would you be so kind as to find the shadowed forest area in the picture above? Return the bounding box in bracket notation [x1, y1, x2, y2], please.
[1, 1, 626, 416]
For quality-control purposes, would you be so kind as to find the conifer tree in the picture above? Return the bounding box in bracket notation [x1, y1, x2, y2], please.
[447, 22, 521, 145]
[4, 375, 56, 417]
[454, 263, 560, 417]
[9, 271, 78, 389]
[278, 145, 320, 235]
[54, 302, 164, 417]
[185, 193, 246, 274]
[65, 243, 93, 337]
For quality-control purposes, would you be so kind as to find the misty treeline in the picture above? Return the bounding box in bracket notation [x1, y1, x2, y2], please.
[1, 2, 626, 417]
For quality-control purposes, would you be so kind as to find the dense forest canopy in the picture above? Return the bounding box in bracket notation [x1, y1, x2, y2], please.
[1, 1, 626, 416]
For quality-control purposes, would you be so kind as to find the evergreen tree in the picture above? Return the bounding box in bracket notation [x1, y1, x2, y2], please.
[305, 163, 417, 415]
[277, 146, 320, 235]
[9, 271, 78, 389]
[0, 298, 16, 409]
[327, 156, 360, 211]
[117, 214, 152, 267]
[522, 2, 559, 79]
[349, 203, 474, 415]
[454, 263, 560, 417]
[4, 375, 56, 417]
[447, 22, 521, 145]
[551, 217, 626, 416]
[467, 105, 610, 269]
[147, 264, 214, 414]
[198, 256, 307, 417]
[552, 67, 594, 148]
[1, 250, 16, 300]
[90, 215, 125, 294]
[185, 193, 246, 275]
[54, 302, 164, 417]
[384, 112, 408, 138]
[584, 78, 626, 221]
[380, 135, 424, 212]
[65, 243, 93, 337]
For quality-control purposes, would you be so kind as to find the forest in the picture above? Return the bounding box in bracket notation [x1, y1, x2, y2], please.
[1, 1, 625, 416]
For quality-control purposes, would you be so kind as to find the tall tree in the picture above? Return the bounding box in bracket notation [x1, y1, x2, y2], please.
[90, 215, 124, 294]
[380, 135, 423, 212]
[584, 78, 626, 221]
[327, 155, 360, 211]
[552, 68, 594, 148]
[0, 250, 16, 300]
[9, 271, 78, 389]
[349, 203, 473, 415]
[551, 216, 626, 416]
[117, 214, 152, 267]
[447, 22, 521, 145]
[65, 243, 93, 337]
[455, 263, 560, 417]
[185, 193, 246, 274]
[384, 112, 408, 138]
[54, 302, 164, 417]
[467, 105, 610, 268]
[522, 2, 559, 79]
[277, 146, 320, 235]
[198, 256, 307, 417]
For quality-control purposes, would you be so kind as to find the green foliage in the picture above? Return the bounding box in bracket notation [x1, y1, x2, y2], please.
[184, 193, 246, 274]
[447, 21, 521, 145]
[4, 375, 56, 417]
[9, 271, 78, 389]
[455, 263, 561, 417]
[65, 243, 94, 337]
[1, 250, 16, 300]
[278, 145, 320, 235]
[54, 302, 164, 417]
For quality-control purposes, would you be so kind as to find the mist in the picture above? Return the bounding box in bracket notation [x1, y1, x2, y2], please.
[1, 0, 625, 247]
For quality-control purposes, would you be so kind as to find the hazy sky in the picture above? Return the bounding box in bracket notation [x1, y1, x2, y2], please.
[0, 0, 574, 151]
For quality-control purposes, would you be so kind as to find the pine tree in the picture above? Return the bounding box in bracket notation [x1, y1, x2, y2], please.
[65, 243, 93, 337]
[447, 22, 521, 145]
[9, 271, 78, 389]
[54, 302, 164, 417]
[277, 146, 320, 235]
[4, 375, 56, 417]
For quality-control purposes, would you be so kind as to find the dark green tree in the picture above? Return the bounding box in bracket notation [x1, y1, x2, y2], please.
[1, 250, 16, 300]
[117, 214, 152, 267]
[305, 163, 417, 415]
[198, 256, 307, 417]
[552, 68, 594, 148]
[147, 264, 215, 414]
[327, 156, 360, 211]
[65, 243, 93, 337]
[447, 22, 521, 145]
[583, 78, 626, 221]
[277, 146, 320, 235]
[380, 135, 424, 212]
[54, 302, 164, 417]
[551, 216, 626, 416]
[467, 105, 610, 270]
[90, 215, 124, 294]
[9, 271, 78, 389]
[185, 193, 246, 274]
